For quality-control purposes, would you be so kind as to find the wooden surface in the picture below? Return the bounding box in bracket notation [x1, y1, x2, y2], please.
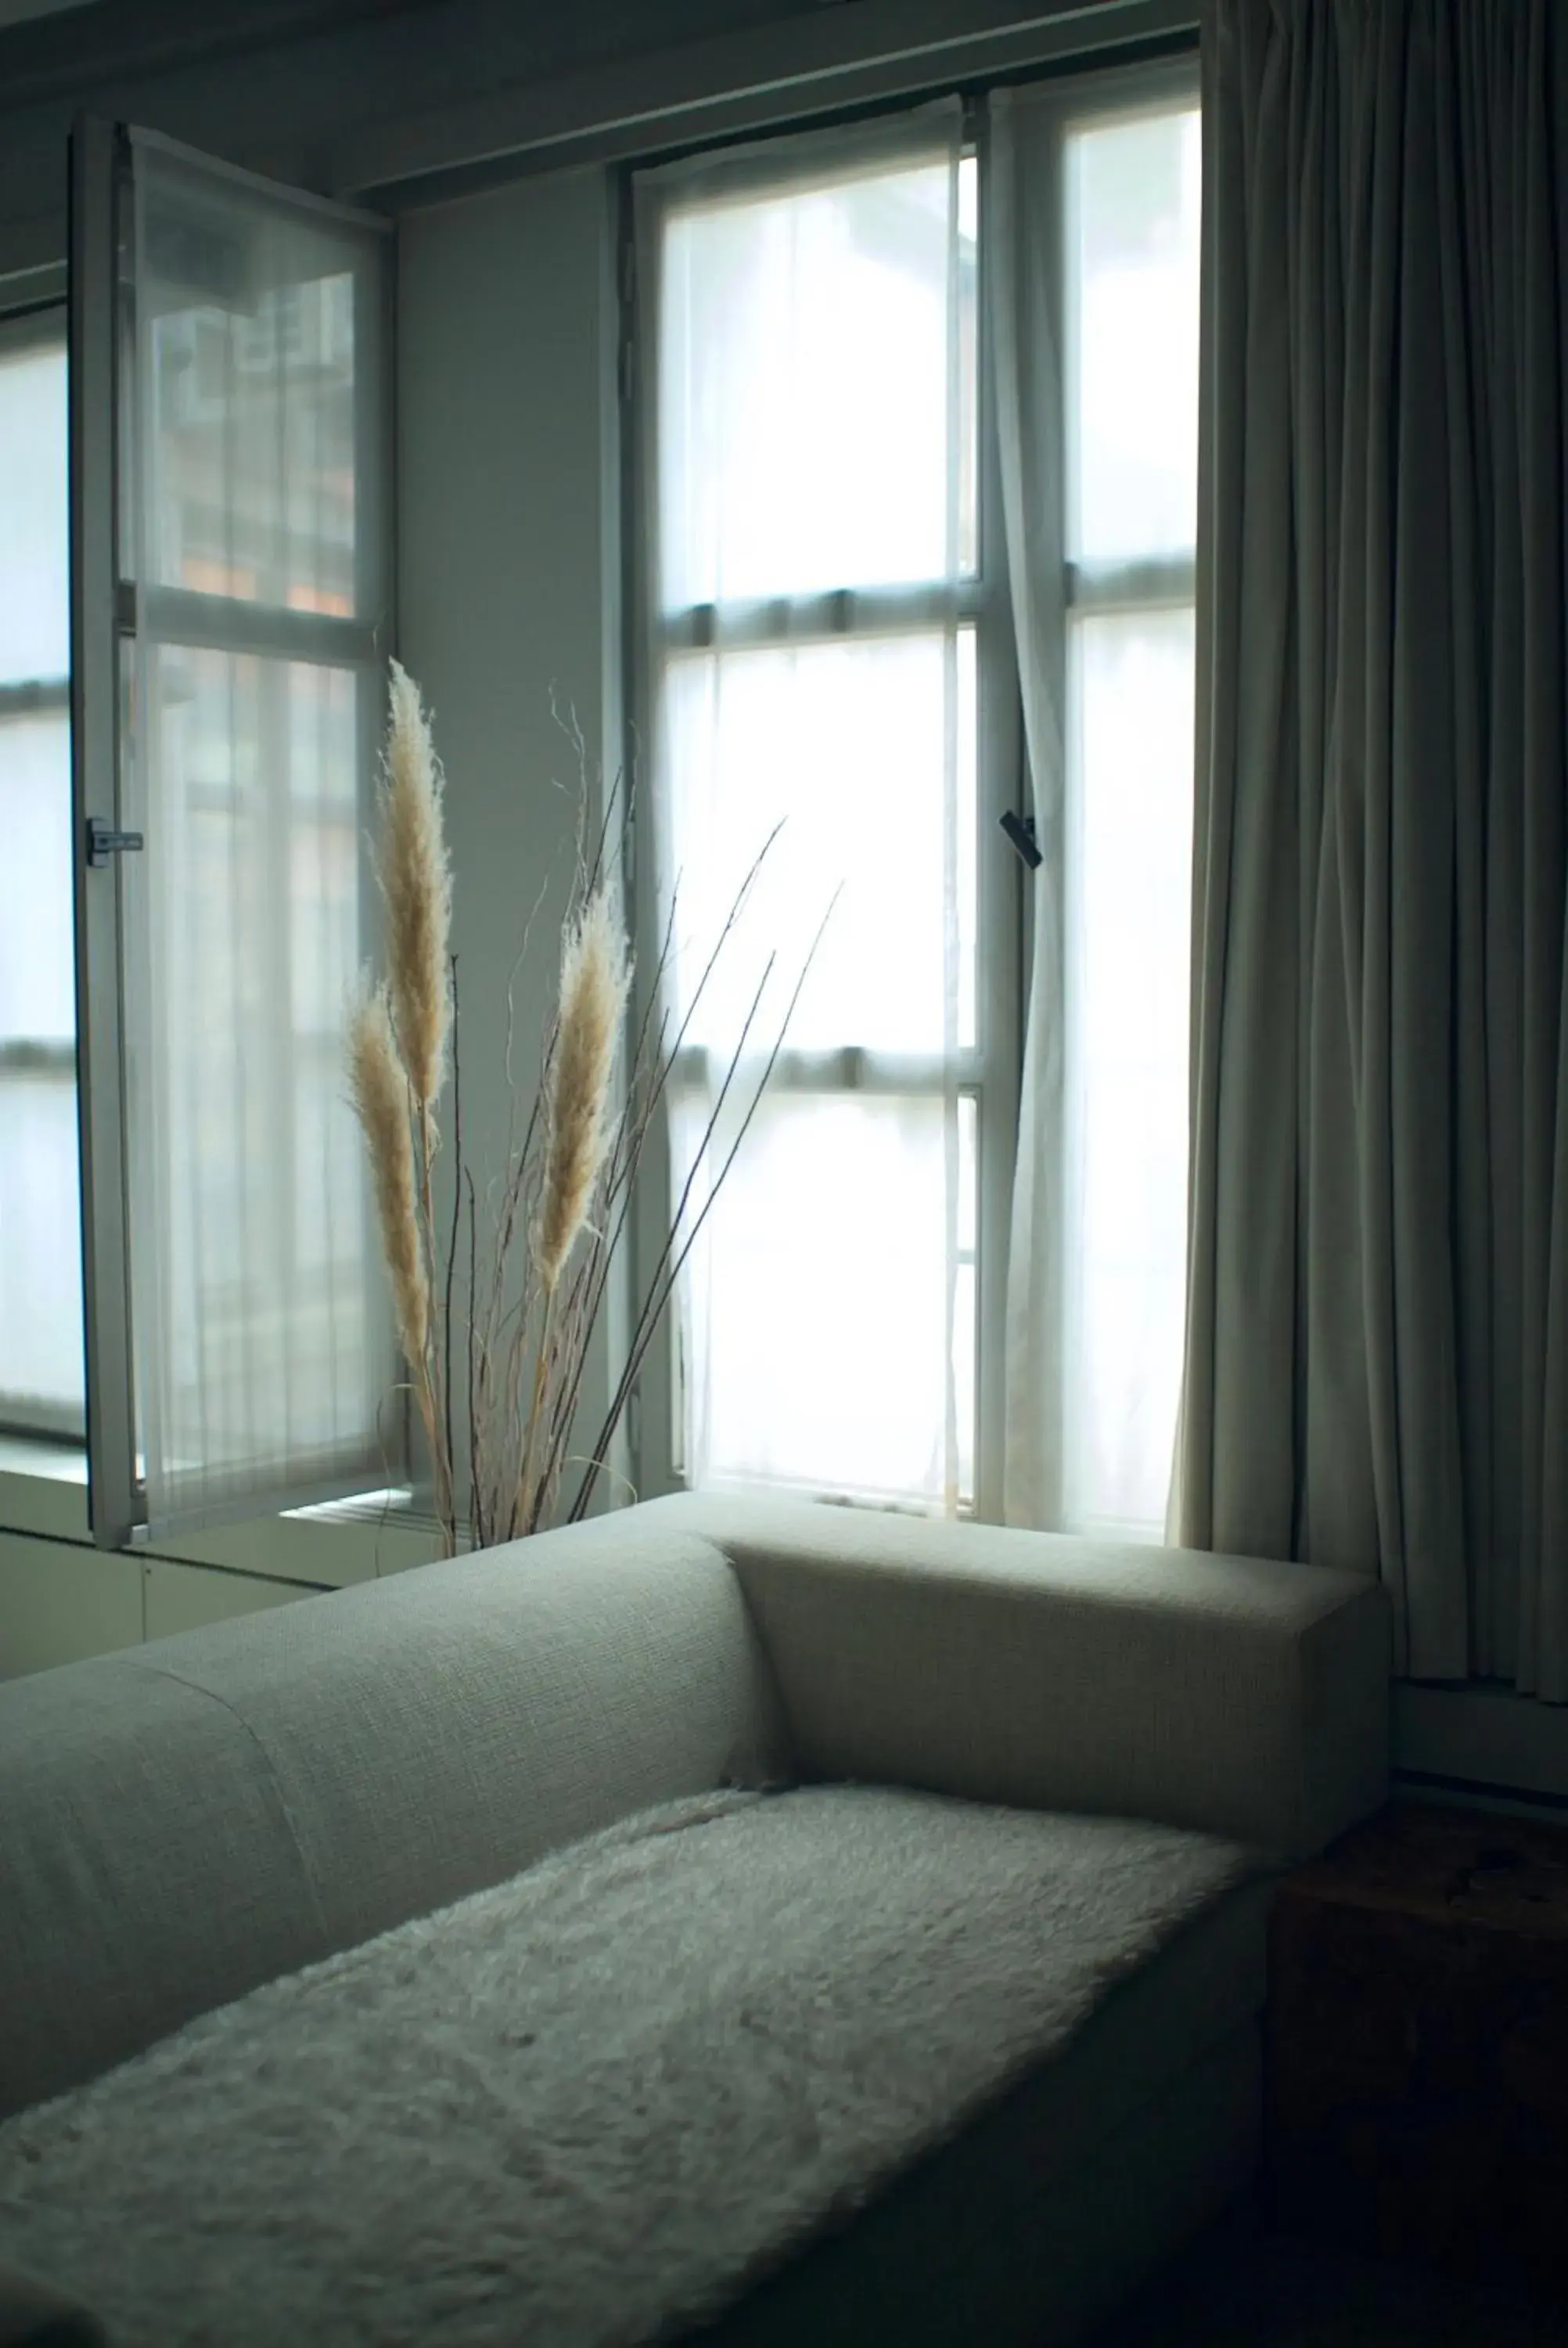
[1264, 1801, 1568, 2284]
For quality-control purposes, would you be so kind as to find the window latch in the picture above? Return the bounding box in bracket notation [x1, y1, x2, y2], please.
[999, 810, 1042, 870]
[86, 818, 146, 869]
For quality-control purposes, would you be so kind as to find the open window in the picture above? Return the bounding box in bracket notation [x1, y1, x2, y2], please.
[631, 106, 1020, 1518]
[70, 121, 395, 1545]
[630, 67, 1199, 1535]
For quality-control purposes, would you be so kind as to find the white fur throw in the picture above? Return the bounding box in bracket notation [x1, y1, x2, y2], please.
[0, 1787, 1258, 2347]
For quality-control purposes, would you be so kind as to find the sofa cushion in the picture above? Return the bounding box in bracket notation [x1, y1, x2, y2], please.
[0, 1517, 786, 2123]
[0, 1786, 1263, 2348]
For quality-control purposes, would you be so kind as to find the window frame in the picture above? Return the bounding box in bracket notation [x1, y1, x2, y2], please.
[623, 52, 1200, 1528]
[623, 102, 1023, 1520]
[70, 117, 398, 1548]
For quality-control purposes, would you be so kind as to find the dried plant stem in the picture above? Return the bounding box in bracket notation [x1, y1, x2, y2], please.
[570, 888, 838, 1523]
[566, 974, 771, 1523]
[349, 985, 445, 1529]
[354, 661, 820, 1554]
[514, 1286, 556, 1539]
[443, 956, 462, 1528]
[412, 1107, 455, 1553]
[466, 1168, 482, 1547]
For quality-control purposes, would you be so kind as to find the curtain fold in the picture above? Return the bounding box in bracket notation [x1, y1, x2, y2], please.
[993, 74, 1202, 1540]
[1181, 0, 1568, 1698]
[991, 88, 1070, 1531]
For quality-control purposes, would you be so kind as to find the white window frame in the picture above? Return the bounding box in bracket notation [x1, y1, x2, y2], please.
[623, 105, 1023, 1521]
[70, 118, 397, 1547]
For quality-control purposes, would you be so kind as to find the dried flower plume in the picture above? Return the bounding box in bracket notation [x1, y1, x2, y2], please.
[534, 883, 631, 1294]
[350, 657, 822, 1555]
[349, 983, 428, 1371]
[376, 659, 451, 1111]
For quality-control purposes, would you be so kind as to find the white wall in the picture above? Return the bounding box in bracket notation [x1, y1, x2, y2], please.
[0, 1454, 442, 1679]
[396, 160, 631, 1520]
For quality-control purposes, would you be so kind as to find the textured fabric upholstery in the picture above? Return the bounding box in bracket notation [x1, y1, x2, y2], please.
[0, 1791, 1263, 2348]
[0, 1493, 1387, 2131]
[0, 1518, 784, 2122]
[640, 1495, 1390, 1860]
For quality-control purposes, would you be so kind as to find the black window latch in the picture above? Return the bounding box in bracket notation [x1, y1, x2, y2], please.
[86, 818, 146, 868]
[999, 810, 1042, 870]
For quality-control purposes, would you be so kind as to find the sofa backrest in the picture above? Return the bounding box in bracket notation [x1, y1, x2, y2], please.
[0, 1515, 785, 2123]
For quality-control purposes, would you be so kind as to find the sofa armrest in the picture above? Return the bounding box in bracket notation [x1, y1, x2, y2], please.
[641, 1496, 1390, 1862]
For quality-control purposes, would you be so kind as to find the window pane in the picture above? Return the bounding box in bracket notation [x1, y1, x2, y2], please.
[0, 318, 81, 1428]
[675, 1087, 972, 1506]
[660, 155, 976, 603]
[1067, 105, 1200, 563]
[124, 645, 376, 1482]
[0, 711, 75, 1043]
[663, 628, 976, 1055]
[1066, 606, 1194, 1534]
[0, 1072, 85, 1416]
[138, 161, 376, 616]
[0, 333, 68, 684]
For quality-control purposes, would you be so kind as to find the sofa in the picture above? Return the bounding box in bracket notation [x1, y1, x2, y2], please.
[0, 1493, 1390, 2347]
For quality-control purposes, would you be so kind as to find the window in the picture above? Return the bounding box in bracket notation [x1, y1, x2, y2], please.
[1059, 89, 1201, 1535]
[0, 309, 84, 1439]
[635, 109, 1014, 1514]
[70, 124, 394, 1543]
[633, 71, 1199, 1530]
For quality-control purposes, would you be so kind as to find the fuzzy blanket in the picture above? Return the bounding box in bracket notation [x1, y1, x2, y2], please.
[0, 1786, 1258, 2348]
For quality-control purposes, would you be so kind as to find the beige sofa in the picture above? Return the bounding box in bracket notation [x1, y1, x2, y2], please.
[0, 1494, 1390, 2346]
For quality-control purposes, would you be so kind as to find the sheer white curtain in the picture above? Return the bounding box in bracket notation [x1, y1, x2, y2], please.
[0, 315, 83, 1431]
[991, 76, 1201, 1540]
[122, 142, 392, 1533]
[636, 106, 976, 1511]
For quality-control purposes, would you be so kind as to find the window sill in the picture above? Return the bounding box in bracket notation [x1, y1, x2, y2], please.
[0, 1439, 444, 1587]
[0, 1439, 88, 1545]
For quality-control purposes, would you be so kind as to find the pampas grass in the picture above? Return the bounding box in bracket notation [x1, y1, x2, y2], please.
[534, 886, 631, 1294]
[351, 660, 822, 1555]
[516, 880, 631, 1532]
[354, 661, 455, 1542]
[349, 984, 427, 1371]
[349, 980, 441, 1503]
[376, 660, 451, 1111]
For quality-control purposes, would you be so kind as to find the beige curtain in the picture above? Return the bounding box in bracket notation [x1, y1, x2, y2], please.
[1179, 0, 1568, 1698]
